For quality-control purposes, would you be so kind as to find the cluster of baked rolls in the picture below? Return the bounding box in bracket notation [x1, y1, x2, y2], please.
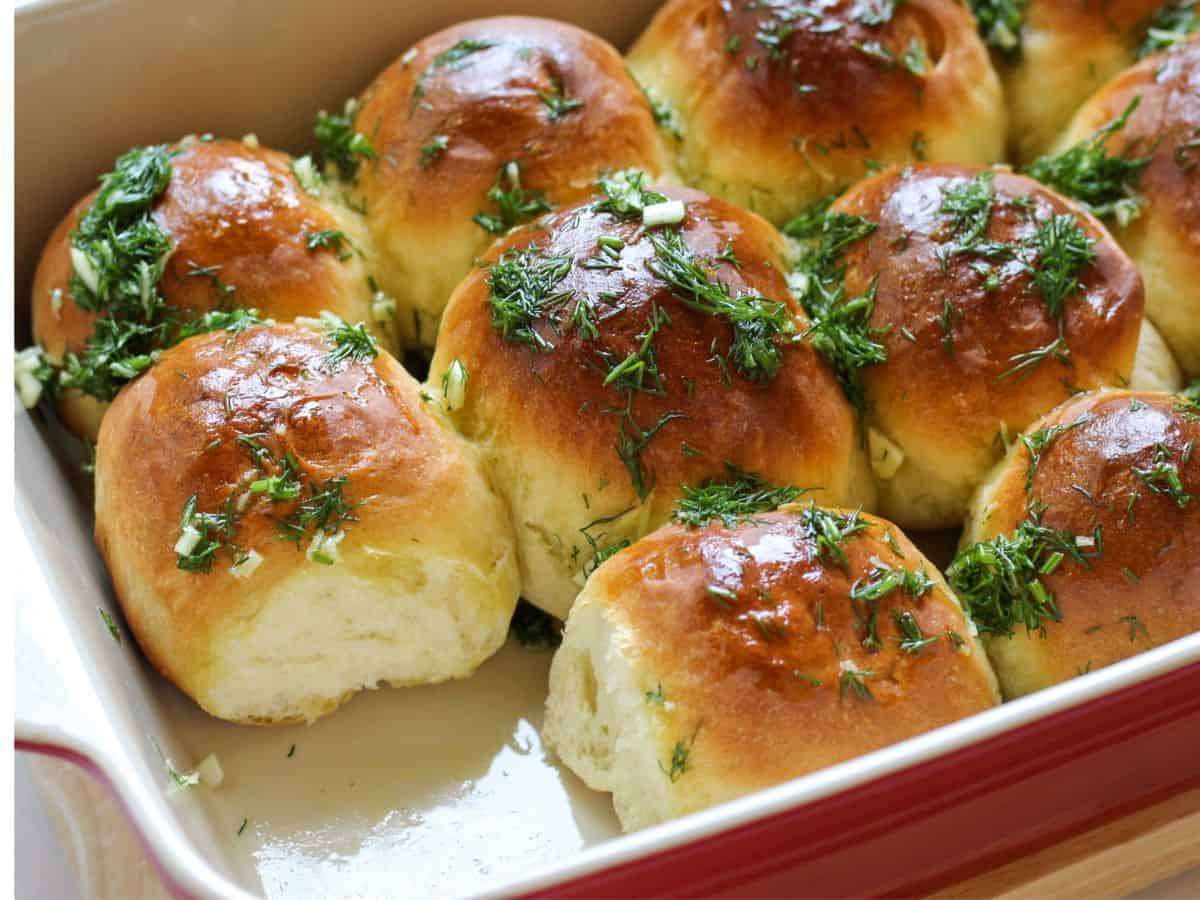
[18, 0, 1199, 832]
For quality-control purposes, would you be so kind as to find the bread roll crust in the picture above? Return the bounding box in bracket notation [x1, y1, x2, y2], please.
[94, 323, 519, 723]
[627, 0, 1004, 223]
[1056, 38, 1200, 375]
[832, 164, 1143, 528]
[964, 390, 1200, 697]
[355, 16, 667, 346]
[1002, 0, 1168, 162]
[546, 508, 998, 828]
[431, 185, 873, 618]
[31, 138, 381, 440]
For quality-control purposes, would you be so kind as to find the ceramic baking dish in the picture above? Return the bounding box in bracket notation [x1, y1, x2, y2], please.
[13, 0, 1200, 897]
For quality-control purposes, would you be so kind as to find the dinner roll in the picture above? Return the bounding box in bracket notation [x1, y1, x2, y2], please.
[351, 16, 667, 348]
[429, 177, 873, 619]
[545, 505, 999, 831]
[954, 389, 1200, 699]
[93, 320, 519, 724]
[1052, 38, 1200, 377]
[981, 0, 1178, 162]
[31, 137, 383, 442]
[626, 0, 1004, 226]
[798, 163, 1144, 530]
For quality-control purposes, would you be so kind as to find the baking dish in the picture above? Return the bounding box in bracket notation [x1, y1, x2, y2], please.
[13, 0, 1200, 897]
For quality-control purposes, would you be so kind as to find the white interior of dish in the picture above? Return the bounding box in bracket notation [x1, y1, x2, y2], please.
[14, 2, 1200, 899]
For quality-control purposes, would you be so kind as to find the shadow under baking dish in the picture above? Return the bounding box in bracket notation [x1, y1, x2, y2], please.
[160, 641, 618, 898]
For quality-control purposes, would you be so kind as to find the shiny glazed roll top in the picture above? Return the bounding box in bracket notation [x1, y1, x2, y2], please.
[971, 0, 1197, 162]
[544, 506, 999, 831]
[1051, 37, 1200, 377]
[429, 176, 874, 619]
[793, 163, 1145, 530]
[30, 137, 382, 442]
[351, 16, 668, 348]
[625, 0, 1005, 226]
[954, 390, 1200, 698]
[93, 321, 520, 724]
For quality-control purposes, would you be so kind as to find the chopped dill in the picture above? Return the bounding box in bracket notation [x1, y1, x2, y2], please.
[672, 462, 805, 527]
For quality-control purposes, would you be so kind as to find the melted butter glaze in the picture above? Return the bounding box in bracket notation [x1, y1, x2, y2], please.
[838, 164, 1143, 452]
[719, 0, 934, 119]
[355, 17, 665, 227]
[596, 509, 996, 785]
[32, 139, 369, 361]
[433, 184, 862, 513]
[95, 324, 451, 615]
[983, 390, 1200, 682]
[1075, 39, 1200, 248]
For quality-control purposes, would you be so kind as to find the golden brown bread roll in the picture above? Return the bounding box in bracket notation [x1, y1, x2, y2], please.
[626, 0, 1005, 226]
[31, 137, 383, 442]
[544, 505, 999, 831]
[94, 321, 520, 724]
[954, 389, 1200, 699]
[1053, 38, 1200, 377]
[798, 163, 1144, 529]
[351, 16, 668, 348]
[981, 0, 1178, 163]
[429, 177, 874, 619]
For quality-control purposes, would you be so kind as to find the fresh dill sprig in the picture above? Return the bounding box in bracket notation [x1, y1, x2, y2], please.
[601, 304, 670, 394]
[322, 317, 379, 369]
[940, 171, 996, 251]
[175, 493, 242, 573]
[313, 98, 377, 182]
[967, 0, 1027, 60]
[593, 169, 667, 219]
[839, 665, 875, 701]
[249, 452, 303, 502]
[579, 506, 635, 576]
[647, 227, 795, 383]
[419, 134, 450, 168]
[781, 193, 839, 240]
[799, 276, 888, 416]
[413, 39, 495, 103]
[1020, 415, 1090, 490]
[798, 504, 869, 572]
[68, 143, 174, 314]
[947, 502, 1101, 637]
[660, 722, 702, 783]
[1131, 442, 1194, 508]
[613, 406, 688, 500]
[893, 610, 939, 655]
[673, 462, 806, 527]
[789, 210, 885, 415]
[278, 476, 361, 545]
[1023, 214, 1096, 320]
[473, 161, 555, 235]
[485, 245, 574, 351]
[1024, 98, 1151, 226]
[538, 81, 585, 120]
[1137, 1, 1199, 59]
[305, 229, 351, 260]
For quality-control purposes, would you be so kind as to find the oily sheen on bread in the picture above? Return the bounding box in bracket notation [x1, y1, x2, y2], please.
[1053, 38, 1200, 377]
[545, 505, 999, 831]
[798, 163, 1145, 530]
[350, 16, 669, 348]
[627, 0, 1005, 225]
[31, 137, 382, 442]
[93, 321, 519, 724]
[955, 389, 1200, 699]
[429, 177, 874, 619]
